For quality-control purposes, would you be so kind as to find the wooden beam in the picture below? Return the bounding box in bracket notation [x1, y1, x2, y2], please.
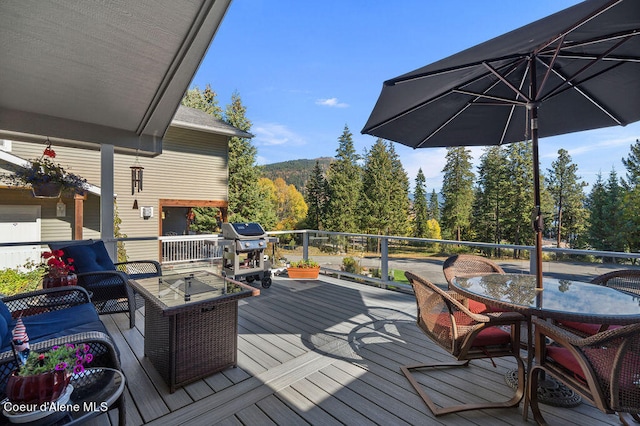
[159, 199, 228, 208]
[74, 193, 86, 239]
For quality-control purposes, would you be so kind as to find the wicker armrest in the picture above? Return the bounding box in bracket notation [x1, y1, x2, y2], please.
[2, 286, 91, 317]
[533, 317, 640, 347]
[115, 260, 162, 276]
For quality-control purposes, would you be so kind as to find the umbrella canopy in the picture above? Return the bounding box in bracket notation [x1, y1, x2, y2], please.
[362, 0, 640, 289]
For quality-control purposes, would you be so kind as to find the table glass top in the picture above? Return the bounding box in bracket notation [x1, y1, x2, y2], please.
[453, 273, 640, 320]
[132, 270, 250, 308]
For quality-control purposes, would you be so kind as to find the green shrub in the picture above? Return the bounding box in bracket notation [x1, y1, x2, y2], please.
[342, 257, 359, 274]
[0, 265, 44, 296]
[289, 259, 319, 268]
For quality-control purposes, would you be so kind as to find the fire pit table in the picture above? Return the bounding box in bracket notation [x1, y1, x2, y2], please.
[130, 271, 259, 392]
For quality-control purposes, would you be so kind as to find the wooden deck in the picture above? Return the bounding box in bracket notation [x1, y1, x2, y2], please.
[89, 274, 618, 425]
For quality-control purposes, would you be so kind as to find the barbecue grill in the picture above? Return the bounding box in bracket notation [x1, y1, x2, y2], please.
[221, 222, 272, 288]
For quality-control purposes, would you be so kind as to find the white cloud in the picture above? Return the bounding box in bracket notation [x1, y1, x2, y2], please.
[316, 97, 349, 108]
[252, 122, 306, 147]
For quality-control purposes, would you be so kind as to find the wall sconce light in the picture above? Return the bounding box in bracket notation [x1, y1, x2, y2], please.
[56, 198, 66, 217]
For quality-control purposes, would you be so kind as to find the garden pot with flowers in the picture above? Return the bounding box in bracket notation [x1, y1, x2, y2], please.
[40, 250, 77, 289]
[0, 140, 87, 198]
[286, 259, 321, 279]
[6, 343, 93, 404]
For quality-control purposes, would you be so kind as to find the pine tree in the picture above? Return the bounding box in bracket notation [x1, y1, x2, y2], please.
[586, 172, 608, 250]
[361, 139, 394, 235]
[304, 161, 329, 230]
[621, 140, 640, 253]
[602, 168, 625, 253]
[621, 139, 640, 189]
[428, 189, 440, 221]
[545, 149, 587, 248]
[225, 91, 263, 223]
[388, 143, 411, 236]
[325, 125, 362, 234]
[440, 146, 475, 241]
[471, 146, 509, 254]
[413, 169, 429, 238]
[181, 84, 223, 118]
[502, 142, 535, 250]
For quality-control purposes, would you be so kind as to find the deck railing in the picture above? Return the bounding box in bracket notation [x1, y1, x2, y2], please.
[2, 230, 640, 290]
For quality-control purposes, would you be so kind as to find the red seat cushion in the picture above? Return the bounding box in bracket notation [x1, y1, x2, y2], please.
[547, 346, 586, 382]
[467, 299, 489, 314]
[558, 321, 622, 336]
[471, 326, 511, 347]
[559, 321, 601, 336]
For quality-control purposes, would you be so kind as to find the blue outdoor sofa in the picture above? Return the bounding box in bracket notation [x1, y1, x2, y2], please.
[0, 286, 124, 423]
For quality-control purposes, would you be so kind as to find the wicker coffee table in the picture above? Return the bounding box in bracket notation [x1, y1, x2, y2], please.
[130, 271, 259, 392]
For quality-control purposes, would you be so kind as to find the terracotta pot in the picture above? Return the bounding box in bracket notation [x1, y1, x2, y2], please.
[43, 273, 78, 289]
[6, 370, 70, 404]
[31, 182, 62, 198]
[286, 267, 320, 279]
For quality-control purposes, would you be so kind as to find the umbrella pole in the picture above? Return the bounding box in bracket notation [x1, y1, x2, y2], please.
[531, 104, 543, 290]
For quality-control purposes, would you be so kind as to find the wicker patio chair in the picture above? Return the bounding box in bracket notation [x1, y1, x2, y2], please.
[402, 272, 526, 416]
[529, 318, 640, 425]
[50, 240, 161, 328]
[557, 270, 640, 337]
[443, 254, 505, 313]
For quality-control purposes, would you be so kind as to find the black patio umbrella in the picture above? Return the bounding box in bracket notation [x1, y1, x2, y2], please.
[362, 0, 640, 289]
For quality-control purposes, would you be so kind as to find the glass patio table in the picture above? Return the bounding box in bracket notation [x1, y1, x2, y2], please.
[451, 273, 640, 325]
[451, 273, 640, 410]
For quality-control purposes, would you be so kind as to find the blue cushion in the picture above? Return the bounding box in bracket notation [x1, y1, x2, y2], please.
[48, 239, 94, 252]
[0, 301, 12, 324]
[0, 315, 8, 350]
[63, 241, 116, 274]
[0, 304, 100, 352]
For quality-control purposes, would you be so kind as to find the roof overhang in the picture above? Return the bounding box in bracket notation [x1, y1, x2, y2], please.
[0, 0, 232, 157]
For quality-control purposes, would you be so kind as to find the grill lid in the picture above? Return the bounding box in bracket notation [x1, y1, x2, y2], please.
[221, 222, 267, 239]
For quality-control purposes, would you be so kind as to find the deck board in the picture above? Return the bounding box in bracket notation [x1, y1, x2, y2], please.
[98, 274, 622, 425]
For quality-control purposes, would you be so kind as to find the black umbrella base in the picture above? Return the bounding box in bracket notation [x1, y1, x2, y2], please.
[505, 369, 582, 408]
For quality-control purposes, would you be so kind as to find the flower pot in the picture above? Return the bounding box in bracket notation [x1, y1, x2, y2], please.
[43, 273, 78, 289]
[6, 370, 70, 404]
[286, 266, 320, 279]
[31, 182, 62, 198]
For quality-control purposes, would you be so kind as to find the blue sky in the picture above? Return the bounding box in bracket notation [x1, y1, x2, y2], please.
[191, 0, 640, 193]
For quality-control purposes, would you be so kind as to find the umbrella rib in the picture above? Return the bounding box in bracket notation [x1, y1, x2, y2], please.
[482, 62, 531, 104]
[540, 35, 632, 101]
[541, 63, 625, 126]
[383, 53, 526, 86]
[419, 62, 528, 147]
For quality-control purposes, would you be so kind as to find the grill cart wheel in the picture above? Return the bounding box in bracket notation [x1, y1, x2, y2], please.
[261, 277, 272, 288]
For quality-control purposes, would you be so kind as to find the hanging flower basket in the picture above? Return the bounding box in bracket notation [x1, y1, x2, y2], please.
[31, 182, 63, 198]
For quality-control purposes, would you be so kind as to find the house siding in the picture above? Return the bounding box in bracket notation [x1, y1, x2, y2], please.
[2, 126, 228, 262]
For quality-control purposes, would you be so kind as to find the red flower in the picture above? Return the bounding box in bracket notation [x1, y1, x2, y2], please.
[40, 250, 74, 278]
[43, 147, 56, 158]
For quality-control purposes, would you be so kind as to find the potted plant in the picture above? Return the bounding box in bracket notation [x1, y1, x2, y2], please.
[6, 343, 93, 404]
[40, 249, 78, 288]
[287, 259, 321, 279]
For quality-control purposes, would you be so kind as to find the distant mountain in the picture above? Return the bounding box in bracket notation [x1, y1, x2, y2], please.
[260, 157, 333, 193]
